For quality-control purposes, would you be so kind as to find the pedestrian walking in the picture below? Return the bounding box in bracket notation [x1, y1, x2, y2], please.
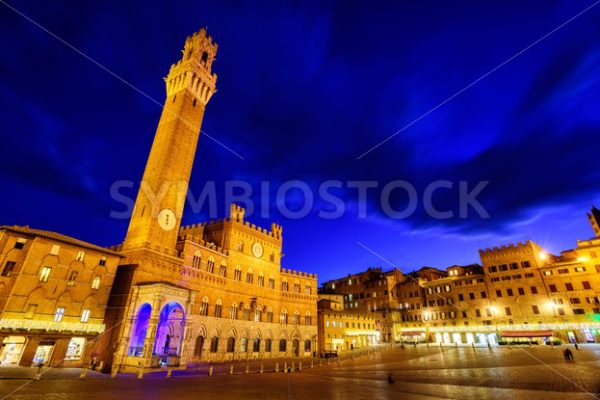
[574, 342, 579, 350]
[387, 374, 394, 384]
[563, 348, 574, 361]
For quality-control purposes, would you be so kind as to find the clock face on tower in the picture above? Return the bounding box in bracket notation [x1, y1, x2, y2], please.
[251, 242, 264, 258]
[157, 209, 176, 231]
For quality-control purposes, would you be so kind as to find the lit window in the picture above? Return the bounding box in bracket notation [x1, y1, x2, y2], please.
[75, 251, 85, 262]
[65, 337, 86, 360]
[91, 276, 101, 289]
[99, 257, 107, 267]
[50, 245, 60, 256]
[39, 266, 52, 282]
[81, 309, 91, 322]
[54, 307, 65, 322]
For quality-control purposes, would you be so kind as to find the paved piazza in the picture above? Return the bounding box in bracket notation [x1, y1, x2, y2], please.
[0, 345, 599, 400]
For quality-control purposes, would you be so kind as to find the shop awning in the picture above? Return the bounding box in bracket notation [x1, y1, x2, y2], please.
[400, 331, 426, 336]
[501, 330, 553, 338]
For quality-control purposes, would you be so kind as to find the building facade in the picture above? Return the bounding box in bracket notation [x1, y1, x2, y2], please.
[0, 226, 122, 367]
[317, 294, 379, 354]
[320, 267, 404, 342]
[392, 215, 600, 345]
[0, 28, 317, 371]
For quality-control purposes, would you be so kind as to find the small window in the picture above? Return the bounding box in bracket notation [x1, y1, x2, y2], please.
[583, 281, 592, 290]
[532, 305, 539, 314]
[14, 238, 26, 249]
[67, 271, 78, 285]
[75, 251, 85, 262]
[565, 283, 574, 291]
[54, 307, 65, 322]
[530, 286, 538, 294]
[549, 284, 557, 293]
[1, 261, 16, 277]
[91, 276, 101, 289]
[50, 245, 60, 256]
[39, 266, 52, 282]
[81, 309, 90, 323]
[99, 257, 107, 267]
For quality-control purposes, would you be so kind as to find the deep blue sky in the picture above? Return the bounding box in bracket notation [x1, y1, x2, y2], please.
[1, 1, 600, 282]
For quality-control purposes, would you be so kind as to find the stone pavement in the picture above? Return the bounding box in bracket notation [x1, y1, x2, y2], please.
[0, 344, 598, 399]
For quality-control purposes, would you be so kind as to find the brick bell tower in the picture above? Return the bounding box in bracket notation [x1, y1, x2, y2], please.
[124, 28, 217, 252]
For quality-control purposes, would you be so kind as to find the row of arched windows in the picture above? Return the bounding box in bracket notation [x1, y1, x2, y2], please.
[196, 297, 312, 325]
[193, 336, 312, 357]
[189, 252, 312, 294]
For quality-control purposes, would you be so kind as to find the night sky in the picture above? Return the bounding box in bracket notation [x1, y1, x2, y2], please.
[1, 1, 600, 282]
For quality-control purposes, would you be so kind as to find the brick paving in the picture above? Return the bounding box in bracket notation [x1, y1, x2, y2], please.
[0, 345, 598, 399]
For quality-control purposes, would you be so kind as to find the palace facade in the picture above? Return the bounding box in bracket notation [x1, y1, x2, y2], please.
[0, 28, 317, 371]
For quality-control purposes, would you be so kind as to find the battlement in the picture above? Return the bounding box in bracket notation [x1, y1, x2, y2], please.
[479, 240, 539, 258]
[165, 28, 217, 104]
[281, 268, 317, 280]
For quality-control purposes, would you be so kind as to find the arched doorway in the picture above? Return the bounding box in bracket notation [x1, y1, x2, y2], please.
[292, 339, 300, 357]
[129, 303, 151, 356]
[153, 302, 185, 357]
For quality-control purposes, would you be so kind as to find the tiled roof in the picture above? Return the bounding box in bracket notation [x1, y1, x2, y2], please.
[0, 225, 123, 257]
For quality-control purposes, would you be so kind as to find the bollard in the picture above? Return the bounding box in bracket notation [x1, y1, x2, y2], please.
[245, 364, 250, 374]
[209, 366, 214, 376]
[299, 361, 302, 371]
[472, 343, 475, 349]
[138, 367, 144, 380]
[275, 362, 279, 373]
[260, 364, 264, 373]
[292, 361, 295, 371]
[284, 362, 288, 373]
[79, 368, 88, 379]
[166, 369, 172, 378]
[310, 360, 314, 369]
[229, 365, 234, 375]
[320, 359, 323, 367]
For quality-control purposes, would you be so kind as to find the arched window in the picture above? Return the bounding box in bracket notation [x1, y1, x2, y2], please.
[266, 308, 273, 323]
[304, 339, 311, 353]
[192, 252, 201, 269]
[304, 284, 312, 295]
[219, 262, 227, 277]
[240, 337, 248, 352]
[257, 272, 265, 287]
[304, 312, 312, 325]
[200, 297, 209, 316]
[237, 241, 244, 252]
[206, 257, 215, 273]
[210, 337, 219, 353]
[293, 281, 301, 293]
[254, 306, 261, 322]
[268, 276, 275, 289]
[194, 336, 204, 357]
[229, 303, 238, 320]
[252, 338, 260, 352]
[293, 311, 300, 325]
[280, 310, 288, 324]
[214, 299, 223, 318]
[243, 305, 251, 321]
[279, 339, 287, 352]
[246, 269, 254, 284]
[234, 266, 242, 281]
[281, 279, 289, 292]
[227, 337, 235, 353]
[265, 338, 272, 352]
